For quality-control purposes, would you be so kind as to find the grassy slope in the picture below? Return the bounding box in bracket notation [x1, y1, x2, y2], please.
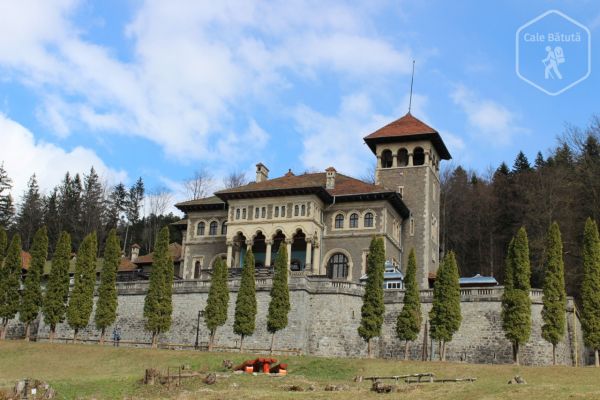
[1, 341, 599, 399]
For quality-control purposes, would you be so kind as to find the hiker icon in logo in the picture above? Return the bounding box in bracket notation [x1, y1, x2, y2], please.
[542, 46, 565, 80]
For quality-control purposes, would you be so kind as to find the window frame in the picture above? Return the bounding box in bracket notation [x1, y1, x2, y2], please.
[334, 213, 344, 229]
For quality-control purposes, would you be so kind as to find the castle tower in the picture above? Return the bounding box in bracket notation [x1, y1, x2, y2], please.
[364, 113, 451, 289]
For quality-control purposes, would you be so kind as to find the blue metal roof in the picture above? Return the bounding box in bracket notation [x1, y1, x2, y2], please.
[459, 274, 498, 285]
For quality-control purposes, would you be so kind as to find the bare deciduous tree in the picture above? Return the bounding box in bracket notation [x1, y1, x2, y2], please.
[184, 168, 213, 200]
[223, 171, 248, 189]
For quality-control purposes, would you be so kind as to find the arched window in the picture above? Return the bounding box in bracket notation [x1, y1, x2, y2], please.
[261, 207, 266, 218]
[255, 207, 260, 219]
[197, 222, 205, 236]
[221, 221, 227, 235]
[413, 147, 425, 166]
[294, 205, 299, 216]
[301, 204, 306, 216]
[235, 208, 240, 219]
[274, 206, 279, 217]
[328, 253, 349, 279]
[349, 213, 359, 228]
[281, 206, 286, 216]
[364, 212, 374, 227]
[194, 261, 201, 279]
[398, 148, 409, 166]
[335, 214, 344, 229]
[209, 221, 218, 235]
[381, 149, 393, 168]
[242, 208, 247, 219]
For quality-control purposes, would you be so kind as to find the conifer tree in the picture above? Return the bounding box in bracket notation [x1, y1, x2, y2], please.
[204, 257, 229, 351]
[43, 231, 71, 342]
[16, 174, 44, 250]
[0, 234, 21, 340]
[581, 218, 600, 367]
[0, 163, 15, 230]
[233, 249, 256, 352]
[541, 222, 567, 365]
[95, 229, 120, 344]
[429, 251, 461, 361]
[358, 236, 385, 358]
[143, 226, 173, 348]
[19, 226, 48, 340]
[67, 232, 98, 341]
[267, 245, 290, 354]
[501, 227, 531, 365]
[0, 227, 7, 263]
[396, 248, 421, 360]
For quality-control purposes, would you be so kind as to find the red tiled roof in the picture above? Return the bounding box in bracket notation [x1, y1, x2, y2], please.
[119, 257, 138, 272]
[133, 243, 182, 265]
[365, 113, 437, 139]
[21, 251, 31, 270]
[363, 113, 451, 160]
[215, 172, 389, 197]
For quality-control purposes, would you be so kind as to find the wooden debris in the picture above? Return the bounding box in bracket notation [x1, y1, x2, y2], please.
[353, 375, 364, 382]
[365, 373, 434, 383]
[508, 375, 526, 384]
[288, 385, 304, 392]
[324, 384, 349, 391]
[203, 373, 217, 385]
[372, 381, 396, 393]
[222, 359, 234, 370]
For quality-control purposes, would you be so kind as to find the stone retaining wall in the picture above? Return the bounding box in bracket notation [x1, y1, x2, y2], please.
[5, 276, 587, 366]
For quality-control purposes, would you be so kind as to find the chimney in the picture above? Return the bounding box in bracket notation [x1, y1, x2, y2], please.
[326, 167, 337, 190]
[131, 243, 140, 261]
[255, 163, 269, 183]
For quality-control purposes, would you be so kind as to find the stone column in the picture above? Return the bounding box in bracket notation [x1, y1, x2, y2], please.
[313, 241, 321, 275]
[285, 238, 293, 268]
[226, 240, 233, 268]
[305, 236, 313, 273]
[234, 246, 241, 268]
[408, 153, 413, 166]
[265, 239, 273, 267]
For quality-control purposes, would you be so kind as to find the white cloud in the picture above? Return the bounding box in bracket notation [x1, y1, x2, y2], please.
[293, 93, 390, 177]
[451, 84, 527, 145]
[0, 0, 412, 163]
[0, 114, 127, 201]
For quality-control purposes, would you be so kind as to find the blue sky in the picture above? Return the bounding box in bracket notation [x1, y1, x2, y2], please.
[0, 0, 598, 213]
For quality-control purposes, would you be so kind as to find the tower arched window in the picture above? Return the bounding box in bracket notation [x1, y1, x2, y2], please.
[381, 149, 393, 168]
[294, 205, 299, 216]
[335, 214, 344, 229]
[197, 222, 205, 236]
[301, 204, 306, 216]
[364, 212, 374, 227]
[209, 221, 218, 235]
[221, 221, 227, 235]
[398, 148, 409, 166]
[413, 147, 425, 166]
[349, 213, 359, 228]
[235, 208, 240, 219]
[328, 253, 349, 279]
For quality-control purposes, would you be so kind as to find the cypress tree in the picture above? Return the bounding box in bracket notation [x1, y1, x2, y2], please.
[267, 245, 290, 354]
[358, 236, 385, 358]
[42, 231, 71, 342]
[67, 232, 98, 341]
[581, 218, 600, 367]
[429, 251, 462, 361]
[233, 248, 256, 352]
[501, 227, 531, 365]
[19, 226, 48, 340]
[541, 222, 567, 365]
[0, 234, 21, 340]
[396, 248, 421, 360]
[143, 226, 173, 348]
[95, 229, 120, 344]
[204, 257, 229, 351]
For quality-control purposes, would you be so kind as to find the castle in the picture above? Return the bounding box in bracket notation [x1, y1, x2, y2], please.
[175, 112, 449, 289]
[6, 113, 586, 366]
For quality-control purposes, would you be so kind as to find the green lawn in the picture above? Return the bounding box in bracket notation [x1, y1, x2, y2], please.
[1, 340, 599, 399]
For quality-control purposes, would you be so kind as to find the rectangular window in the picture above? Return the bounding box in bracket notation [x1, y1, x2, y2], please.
[242, 208, 247, 219]
[255, 207, 260, 219]
[274, 206, 279, 217]
[262, 207, 266, 218]
[281, 206, 286, 216]
[235, 208, 240, 220]
[294, 205, 299, 216]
